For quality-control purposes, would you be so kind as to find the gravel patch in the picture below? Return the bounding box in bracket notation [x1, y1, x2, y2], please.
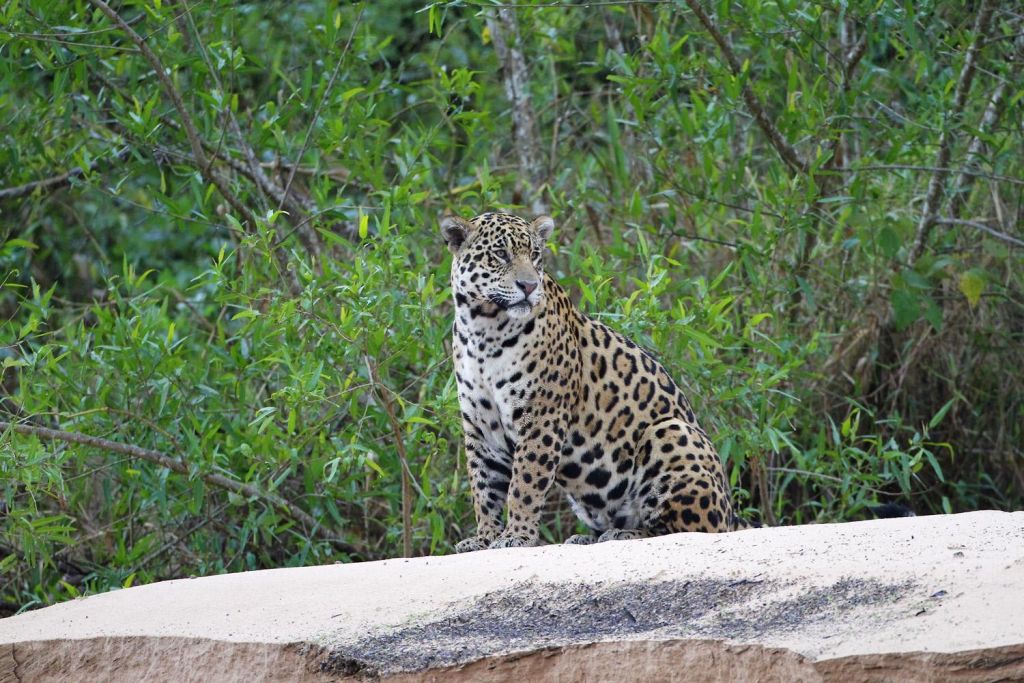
[324, 576, 912, 677]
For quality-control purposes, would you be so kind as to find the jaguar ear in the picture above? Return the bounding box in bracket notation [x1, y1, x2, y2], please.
[440, 215, 474, 253]
[530, 215, 555, 241]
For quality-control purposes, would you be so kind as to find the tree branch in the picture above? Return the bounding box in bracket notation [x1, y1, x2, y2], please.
[85, 0, 303, 293]
[833, 164, 1024, 187]
[487, 6, 547, 212]
[364, 357, 414, 558]
[950, 89, 1009, 220]
[0, 420, 354, 555]
[0, 147, 129, 201]
[908, 0, 995, 265]
[278, 6, 365, 222]
[932, 218, 1024, 248]
[680, 0, 808, 175]
[85, 0, 256, 233]
[174, 3, 324, 259]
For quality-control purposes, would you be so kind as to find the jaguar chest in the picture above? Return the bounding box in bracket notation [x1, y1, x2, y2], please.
[453, 321, 539, 449]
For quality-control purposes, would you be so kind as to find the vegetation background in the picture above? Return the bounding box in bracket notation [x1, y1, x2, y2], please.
[1, 0, 1021, 614]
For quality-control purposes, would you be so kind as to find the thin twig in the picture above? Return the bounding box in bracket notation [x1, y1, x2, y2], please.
[833, 164, 1024, 188]
[364, 357, 414, 558]
[114, 107, 343, 224]
[175, 3, 321, 259]
[680, 0, 808, 175]
[790, 21, 870, 317]
[0, 420, 354, 555]
[85, 0, 303, 293]
[130, 502, 228, 573]
[670, 230, 738, 248]
[278, 6, 365, 217]
[933, 218, 1024, 248]
[487, 5, 547, 213]
[767, 467, 891, 496]
[601, 9, 651, 183]
[179, 8, 269, 215]
[0, 147, 130, 201]
[463, 0, 671, 6]
[908, 0, 994, 265]
[84, 0, 256, 233]
[0, 15, 143, 38]
[950, 90, 1008, 219]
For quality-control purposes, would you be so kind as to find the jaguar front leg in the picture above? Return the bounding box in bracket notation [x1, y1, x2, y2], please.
[456, 435, 512, 553]
[489, 410, 567, 549]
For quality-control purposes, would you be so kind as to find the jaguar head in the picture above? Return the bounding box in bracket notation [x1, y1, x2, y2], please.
[441, 212, 554, 320]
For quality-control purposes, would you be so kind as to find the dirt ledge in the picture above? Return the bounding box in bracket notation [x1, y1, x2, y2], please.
[381, 640, 1024, 683]
[5, 635, 1023, 682]
[1, 510, 1022, 682]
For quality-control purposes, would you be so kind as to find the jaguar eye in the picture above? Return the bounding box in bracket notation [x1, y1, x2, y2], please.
[495, 248, 511, 263]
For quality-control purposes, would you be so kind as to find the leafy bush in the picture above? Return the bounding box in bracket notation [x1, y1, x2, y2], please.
[1, 0, 1021, 613]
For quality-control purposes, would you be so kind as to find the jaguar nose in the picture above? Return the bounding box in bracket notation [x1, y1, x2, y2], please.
[516, 279, 538, 296]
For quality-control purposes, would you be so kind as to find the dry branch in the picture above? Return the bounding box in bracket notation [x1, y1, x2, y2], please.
[278, 7, 365, 222]
[908, 0, 995, 265]
[364, 357, 414, 558]
[949, 50, 1018, 220]
[85, 0, 255, 232]
[487, 7, 546, 212]
[0, 147, 130, 201]
[85, 0, 306, 293]
[680, 0, 808, 175]
[0, 420, 354, 555]
[933, 218, 1024, 248]
[835, 164, 1024, 187]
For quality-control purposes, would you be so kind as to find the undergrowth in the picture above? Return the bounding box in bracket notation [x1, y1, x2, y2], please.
[1, 0, 1021, 612]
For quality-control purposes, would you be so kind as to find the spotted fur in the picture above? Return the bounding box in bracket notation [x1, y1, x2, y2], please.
[442, 212, 749, 551]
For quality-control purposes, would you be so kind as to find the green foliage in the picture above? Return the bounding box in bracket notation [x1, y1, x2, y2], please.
[1, 0, 1021, 613]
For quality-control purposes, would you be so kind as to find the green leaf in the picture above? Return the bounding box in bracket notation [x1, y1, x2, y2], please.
[342, 87, 365, 102]
[890, 288, 919, 330]
[958, 270, 985, 307]
[840, 412, 852, 438]
[680, 325, 722, 349]
[922, 299, 943, 332]
[929, 399, 955, 429]
[877, 226, 900, 258]
[365, 457, 387, 477]
[925, 451, 945, 482]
